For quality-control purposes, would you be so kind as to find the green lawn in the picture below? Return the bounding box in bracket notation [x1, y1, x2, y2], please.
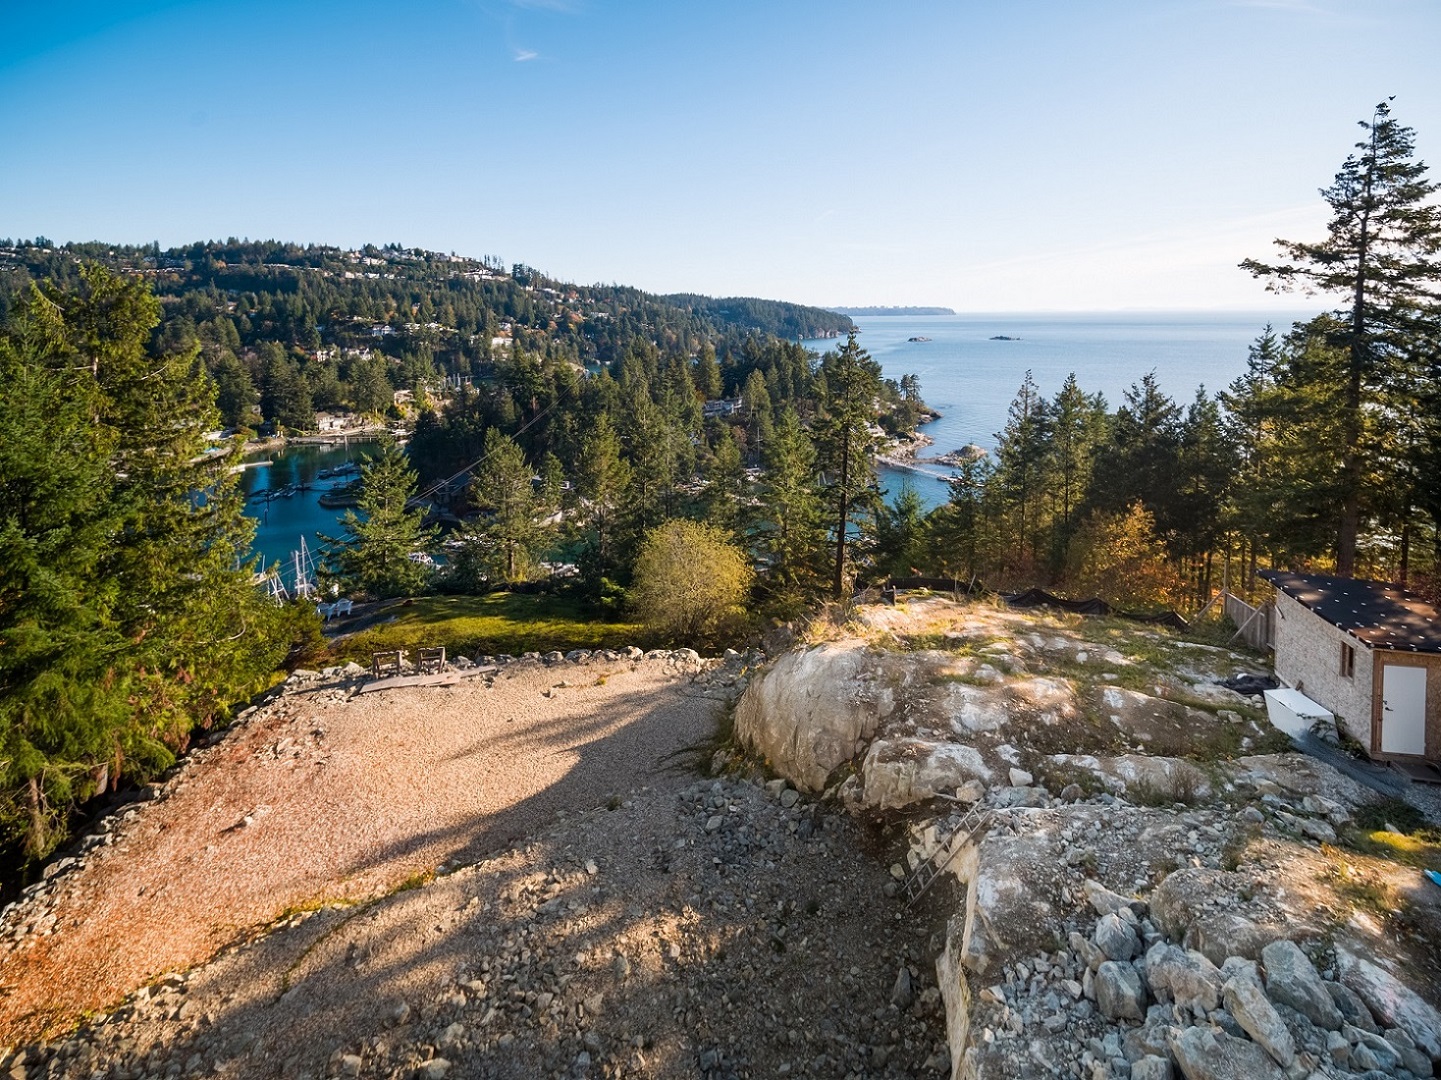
[323, 593, 642, 663]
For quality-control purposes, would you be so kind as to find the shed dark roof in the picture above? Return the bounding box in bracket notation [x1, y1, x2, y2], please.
[1258, 570, 1441, 653]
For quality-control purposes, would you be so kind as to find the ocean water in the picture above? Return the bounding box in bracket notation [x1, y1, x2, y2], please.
[807, 311, 1314, 508]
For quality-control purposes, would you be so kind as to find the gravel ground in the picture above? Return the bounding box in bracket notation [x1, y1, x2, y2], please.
[0, 653, 726, 1044]
[15, 775, 952, 1080]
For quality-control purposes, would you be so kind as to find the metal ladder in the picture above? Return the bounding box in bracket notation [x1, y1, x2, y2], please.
[902, 803, 993, 908]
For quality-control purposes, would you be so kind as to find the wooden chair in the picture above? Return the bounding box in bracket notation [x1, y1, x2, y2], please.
[371, 650, 405, 678]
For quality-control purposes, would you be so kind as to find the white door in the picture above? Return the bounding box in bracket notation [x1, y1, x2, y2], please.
[1380, 665, 1427, 756]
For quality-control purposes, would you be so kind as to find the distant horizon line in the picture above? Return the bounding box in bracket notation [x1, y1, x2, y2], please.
[822, 306, 1322, 318]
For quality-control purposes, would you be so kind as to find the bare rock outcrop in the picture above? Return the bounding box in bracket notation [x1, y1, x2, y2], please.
[732, 640, 899, 791]
[729, 597, 1441, 1080]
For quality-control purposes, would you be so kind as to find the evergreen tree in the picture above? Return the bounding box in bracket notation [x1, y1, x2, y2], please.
[259, 345, 313, 432]
[574, 414, 633, 590]
[1171, 389, 1240, 599]
[1045, 374, 1107, 562]
[742, 367, 774, 460]
[624, 389, 679, 531]
[322, 441, 437, 599]
[1087, 373, 1183, 537]
[704, 428, 751, 541]
[758, 406, 825, 604]
[872, 482, 929, 580]
[348, 353, 394, 416]
[991, 371, 1051, 573]
[1, 267, 295, 861]
[696, 343, 723, 400]
[1222, 322, 1351, 567]
[1242, 100, 1441, 575]
[813, 333, 883, 598]
[211, 350, 258, 429]
[457, 428, 554, 584]
[929, 454, 996, 584]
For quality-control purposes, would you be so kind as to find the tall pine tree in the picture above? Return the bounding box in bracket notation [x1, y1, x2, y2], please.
[1242, 101, 1441, 575]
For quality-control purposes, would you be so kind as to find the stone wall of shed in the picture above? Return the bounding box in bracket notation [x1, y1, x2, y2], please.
[1271, 589, 1374, 745]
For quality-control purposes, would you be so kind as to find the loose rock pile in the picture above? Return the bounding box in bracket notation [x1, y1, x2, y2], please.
[962, 861, 1439, 1078]
[735, 597, 1441, 1079]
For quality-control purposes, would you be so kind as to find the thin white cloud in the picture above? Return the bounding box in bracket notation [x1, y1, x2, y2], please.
[1225, 0, 1327, 12]
[513, 47, 539, 61]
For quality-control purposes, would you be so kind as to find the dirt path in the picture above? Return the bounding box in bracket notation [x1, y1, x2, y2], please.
[0, 655, 723, 1044]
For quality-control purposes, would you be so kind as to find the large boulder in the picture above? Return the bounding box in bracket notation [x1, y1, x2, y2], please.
[1222, 974, 1295, 1067]
[1149, 868, 1242, 942]
[1094, 912, 1141, 962]
[1336, 946, 1441, 1059]
[942, 682, 1012, 734]
[1261, 940, 1342, 1032]
[859, 738, 992, 809]
[1185, 912, 1285, 967]
[961, 834, 1058, 976]
[1166, 1026, 1285, 1080]
[1095, 961, 1147, 1021]
[1049, 753, 1212, 803]
[734, 642, 896, 791]
[1145, 943, 1223, 1014]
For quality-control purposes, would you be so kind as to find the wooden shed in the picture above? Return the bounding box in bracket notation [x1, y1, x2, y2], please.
[1259, 570, 1441, 768]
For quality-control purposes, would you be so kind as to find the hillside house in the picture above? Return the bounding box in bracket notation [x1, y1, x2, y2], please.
[1259, 570, 1441, 764]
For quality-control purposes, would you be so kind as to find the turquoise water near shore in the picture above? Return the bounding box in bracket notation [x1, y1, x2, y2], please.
[239, 443, 372, 572]
[808, 310, 1314, 509]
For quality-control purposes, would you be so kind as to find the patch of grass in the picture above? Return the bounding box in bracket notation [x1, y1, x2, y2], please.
[1352, 797, 1428, 835]
[1347, 828, 1441, 870]
[1325, 859, 1401, 916]
[1151, 856, 1183, 886]
[1035, 761, 1105, 798]
[274, 895, 333, 922]
[1221, 823, 1263, 871]
[391, 867, 436, 894]
[1249, 727, 1296, 756]
[902, 632, 1010, 656]
[324, 593, 642, 663]
[1338, 802, 1441, 871]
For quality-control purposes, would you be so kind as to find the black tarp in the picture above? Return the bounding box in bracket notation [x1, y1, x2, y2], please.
[1002, 588, 1189, 629]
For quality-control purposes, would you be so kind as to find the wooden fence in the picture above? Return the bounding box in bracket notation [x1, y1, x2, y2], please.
[1224, 592, 1273, 651]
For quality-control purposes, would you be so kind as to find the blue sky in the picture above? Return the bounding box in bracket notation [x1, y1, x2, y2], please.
[2, 0, 1438, 311]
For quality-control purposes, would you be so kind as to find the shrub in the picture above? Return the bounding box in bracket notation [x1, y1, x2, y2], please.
[630, 520, 753, 643]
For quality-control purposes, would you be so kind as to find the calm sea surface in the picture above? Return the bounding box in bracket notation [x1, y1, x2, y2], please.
[243, 311, 1315, 571]
[807, 311, 1313, 509]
